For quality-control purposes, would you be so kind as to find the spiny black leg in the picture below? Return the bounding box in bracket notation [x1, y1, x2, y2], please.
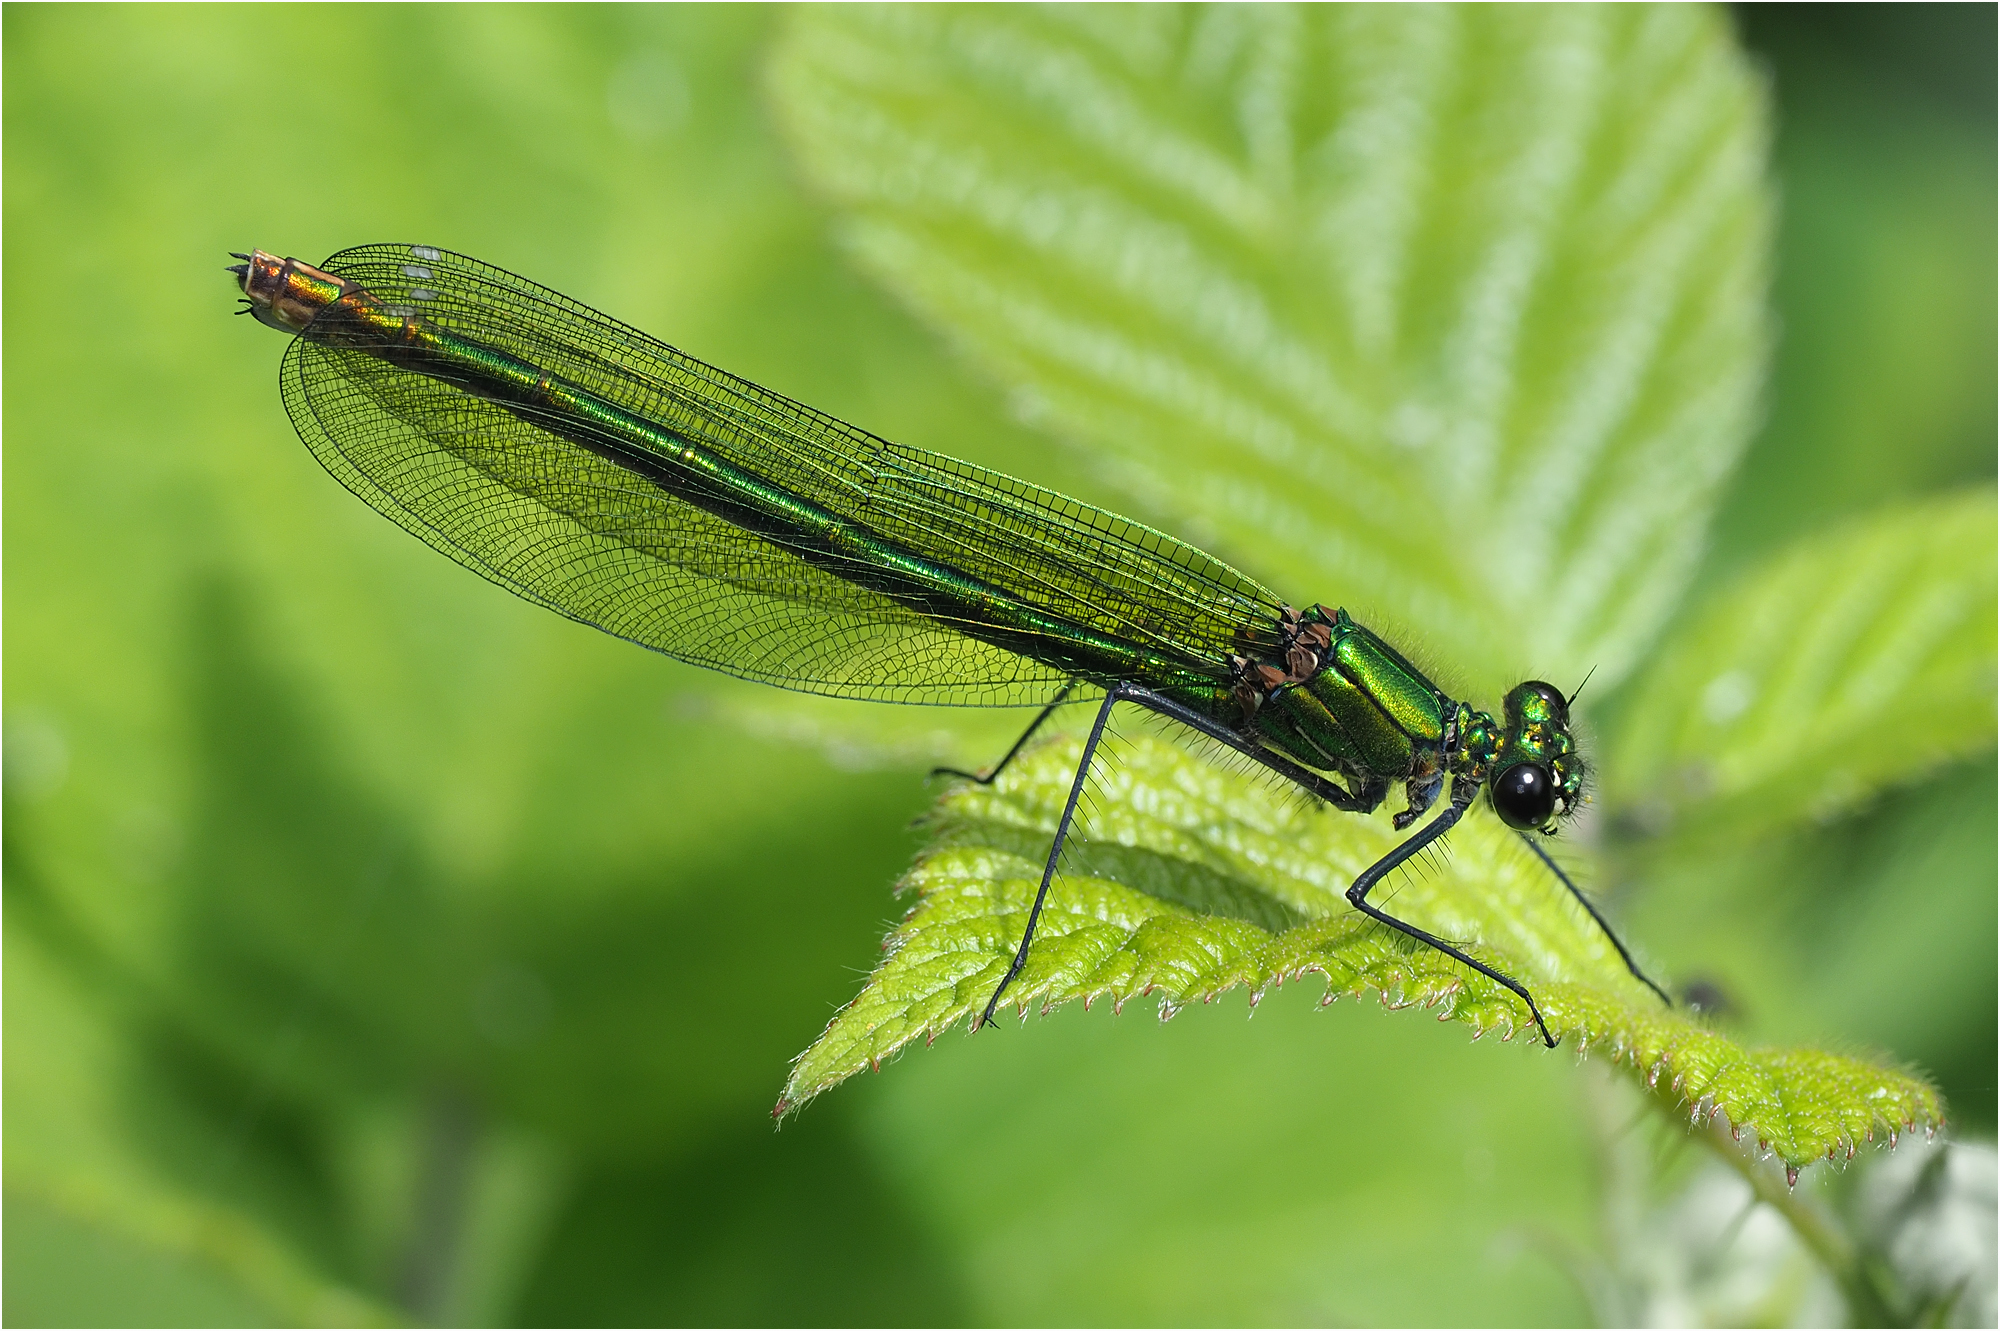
[1345, 782, 1556, 1048]
[978, 686, 1120, 1028]
[978, 680, 1386, 1029]
[933, 678, 1079, 785]
[1518, 832, 1671, 1007]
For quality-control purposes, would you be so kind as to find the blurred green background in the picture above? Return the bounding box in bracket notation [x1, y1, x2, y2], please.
[4, 4, 1991, 1326]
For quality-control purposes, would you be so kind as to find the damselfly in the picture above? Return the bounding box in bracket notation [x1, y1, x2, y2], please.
[230, 244, 1669, 1046]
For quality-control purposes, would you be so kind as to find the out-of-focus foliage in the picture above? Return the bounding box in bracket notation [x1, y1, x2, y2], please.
[1713, 8, 1997, 570]
[1574, 1071, 1994, 1327]
[9, 8, 995, 1324]
[1608, 488, 1996, 837]
[1849, 1137, 1999, 1326]
[4, 4, 1993, 1326]
[771, 4, 1769, 693]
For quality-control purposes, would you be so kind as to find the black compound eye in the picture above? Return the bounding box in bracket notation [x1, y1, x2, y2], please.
[1492, 763, 1557, 829]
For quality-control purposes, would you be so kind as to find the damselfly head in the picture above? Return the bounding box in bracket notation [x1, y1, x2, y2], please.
[1489, 679, 1583, 833]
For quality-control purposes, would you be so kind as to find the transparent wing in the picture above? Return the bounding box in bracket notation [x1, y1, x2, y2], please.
[285, 243, 1285, 704]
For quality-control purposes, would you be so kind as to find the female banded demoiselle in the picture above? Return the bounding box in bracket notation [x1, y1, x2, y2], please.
[230, 244, 1670, 1048]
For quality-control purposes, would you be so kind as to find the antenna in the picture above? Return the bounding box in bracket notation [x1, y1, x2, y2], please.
[1567, 664, 1598, 709]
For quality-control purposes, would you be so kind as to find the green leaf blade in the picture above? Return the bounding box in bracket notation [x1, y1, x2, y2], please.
[779, 737, 1942, 1169]
[1605, 486, 1998, 838]
[769, 4, 1772, 692]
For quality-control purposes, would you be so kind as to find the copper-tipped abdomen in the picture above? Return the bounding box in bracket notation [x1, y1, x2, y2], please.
[235, 249, 351, 334]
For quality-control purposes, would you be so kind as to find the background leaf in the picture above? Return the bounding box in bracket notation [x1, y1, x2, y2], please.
[6, 8, 993, 1322]
[769, 4, 1771, 693]
[1605, 487, 1997, 839]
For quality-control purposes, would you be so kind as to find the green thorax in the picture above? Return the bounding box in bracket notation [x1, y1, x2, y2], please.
[1238, 606, 1454, 782]
[1234, 605, 1583, 830]
[1236, 606, 1495, 785]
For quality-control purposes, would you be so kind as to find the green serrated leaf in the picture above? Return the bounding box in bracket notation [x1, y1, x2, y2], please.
[769, 4, 1771, 693]
[1605, 487, 1997, 839]
[778, 735, 1941, 1169]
